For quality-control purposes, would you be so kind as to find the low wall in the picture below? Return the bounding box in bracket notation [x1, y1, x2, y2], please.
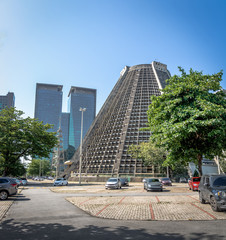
[68, 175, 162, 183]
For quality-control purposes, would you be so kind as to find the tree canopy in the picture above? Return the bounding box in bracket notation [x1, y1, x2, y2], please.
[146, 68, 226, 176]
[128, 142, 166, 167]
[27, 159, 52, 176]
[0, 108, 58, 176]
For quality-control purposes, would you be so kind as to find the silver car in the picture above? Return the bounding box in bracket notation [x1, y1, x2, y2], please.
[0, 177, 18, 200]
[105, 178, 121, 189]
[53, 178, 68, 186]
[144, 178, 163, 192]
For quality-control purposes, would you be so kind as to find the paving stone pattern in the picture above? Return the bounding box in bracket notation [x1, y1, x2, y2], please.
[66, 195, 226, 221]
[0, 200, 13, 221]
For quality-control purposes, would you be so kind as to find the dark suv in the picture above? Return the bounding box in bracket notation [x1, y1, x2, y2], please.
[0, 177, 18, 200]
[198, 174, 226, 212]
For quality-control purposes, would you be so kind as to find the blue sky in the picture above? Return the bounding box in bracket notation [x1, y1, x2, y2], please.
[0, 0, 225, 118]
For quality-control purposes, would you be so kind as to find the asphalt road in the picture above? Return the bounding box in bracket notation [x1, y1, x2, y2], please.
[0, 183, 226, 240]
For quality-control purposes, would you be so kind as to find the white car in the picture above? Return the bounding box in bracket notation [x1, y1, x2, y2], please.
[105, 178, 121, 189]
[53, 178, 68, 186]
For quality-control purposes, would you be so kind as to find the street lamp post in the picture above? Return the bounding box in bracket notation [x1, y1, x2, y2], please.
[79, 107, 86, 186]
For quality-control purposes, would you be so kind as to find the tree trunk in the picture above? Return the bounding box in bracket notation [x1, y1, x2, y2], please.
[197, 154, 203, 176]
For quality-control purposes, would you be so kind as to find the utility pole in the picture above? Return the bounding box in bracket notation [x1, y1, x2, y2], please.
[79, 107, 86, 186]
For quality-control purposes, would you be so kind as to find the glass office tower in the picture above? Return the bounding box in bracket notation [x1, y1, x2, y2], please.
[61, 112, 70, 150]
[34, 83, 63, 133]
[0, 92, 15, 110]
[68, 87, 96, 150]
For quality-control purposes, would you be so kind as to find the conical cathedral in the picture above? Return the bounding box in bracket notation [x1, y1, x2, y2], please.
[64, 61, 171, 178]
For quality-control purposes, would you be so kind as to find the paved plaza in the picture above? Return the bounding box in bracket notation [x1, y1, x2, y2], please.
[66, 194, 226, 221]
[1, 182, 226, 222]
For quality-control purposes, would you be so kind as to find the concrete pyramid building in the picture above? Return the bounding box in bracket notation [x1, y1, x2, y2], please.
[64, 61, 171, 178]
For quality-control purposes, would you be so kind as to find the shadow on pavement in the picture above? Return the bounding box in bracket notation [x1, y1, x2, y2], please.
[0, 219, 225, 240]
[7, 194, 30, 202]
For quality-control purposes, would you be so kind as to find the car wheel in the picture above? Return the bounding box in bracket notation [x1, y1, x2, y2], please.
[199, 192, 206, 204]
[210, 196, 221, 212]
[0, 190, 9, 200]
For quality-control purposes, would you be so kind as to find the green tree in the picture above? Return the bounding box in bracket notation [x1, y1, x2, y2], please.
[147, 68, 226, 176]
[27, 159, 51, 176]
[0, 155, 26, 176]
[128, 142, 166, 167]
[0, 108, 58, 176]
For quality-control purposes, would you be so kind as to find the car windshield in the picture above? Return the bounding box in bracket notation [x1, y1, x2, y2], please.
[56, 178, 63, 181]
[162, 178, 170, 181]
[108, 178, 117, 182]
[213, 177, 226, 186]
[193, 178, 201, 182]
[148, 179, 159, 183]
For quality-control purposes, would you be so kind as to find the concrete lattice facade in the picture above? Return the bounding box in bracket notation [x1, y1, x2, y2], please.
[64, 61, 170, 177]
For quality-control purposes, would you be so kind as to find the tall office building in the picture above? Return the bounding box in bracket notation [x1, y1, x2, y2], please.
[0, 92, 15, 110]
[34, 83, 63, 133]
[64, 61, 170, 177]
[61, 112, 70, 150]
[68, 87, 96, 150]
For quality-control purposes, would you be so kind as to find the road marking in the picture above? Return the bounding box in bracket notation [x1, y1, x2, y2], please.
[79, 197, 95, 205]
[155, 196, 160, 203]
[190, 203, 217, 220]
[118, 196, 126, 204]
[187, 195, 199, 202]
[149, 202, 155, 220]
[96, 204, 111, 216]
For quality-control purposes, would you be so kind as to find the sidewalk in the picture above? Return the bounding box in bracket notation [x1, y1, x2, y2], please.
[0, 188, 23, 222]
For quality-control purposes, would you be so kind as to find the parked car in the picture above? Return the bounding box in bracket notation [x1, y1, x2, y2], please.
[0, 177, 18, 200]
[53, 178, 68, 186]
[144, 178, 163, 192]
[20, 177, 28, 186]
[119, 178, 129, 186]
[12, 178, 22, 187]
[105, 178, 122, 189]
[198, 174, 226, 212]
[188, 177, 201, 191]
[160, 177, 172, 186]
[179, 177, 187, 183]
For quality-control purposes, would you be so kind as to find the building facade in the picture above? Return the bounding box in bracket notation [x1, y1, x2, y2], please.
[61, 112, 70, 150]
[34, 83, 63, 133]
[64, 61, 171, 177]
[68, 87, 96, 150]
[0, 92, 15, 111]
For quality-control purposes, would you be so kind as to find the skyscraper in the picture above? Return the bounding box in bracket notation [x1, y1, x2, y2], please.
[0, 92, 15, 111]
[34, 83, 63, 133]
[64, 61, 170, 177]
[61, 112, 70, 150]
[68, 87, 96, 150]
